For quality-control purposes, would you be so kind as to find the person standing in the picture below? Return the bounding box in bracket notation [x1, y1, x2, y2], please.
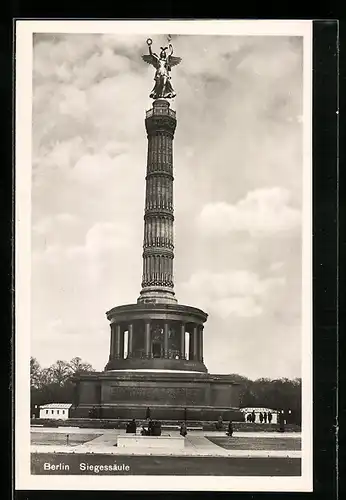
[227, 420, 233, 437]
[259, 412, 264, 423]
[148, 418, 154, 436]
[268, 411, 272, 424]
[217, 415, 223, 430]
[131, 418, 137, 433]
[126, 419, 136, 433]
[263, 412, 268, 424]
[251, 410, 256, 423]
[279, 411, 285, 432]
[180, 421, 187, 437]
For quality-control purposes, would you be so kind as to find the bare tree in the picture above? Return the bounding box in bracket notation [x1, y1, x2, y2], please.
[30, 357, 41, 388]
[49, 360, 72, 386]
[69, 356, 95, 375]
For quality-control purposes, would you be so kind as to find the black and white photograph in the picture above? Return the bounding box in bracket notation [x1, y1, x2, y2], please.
[15, 19, 313, 492]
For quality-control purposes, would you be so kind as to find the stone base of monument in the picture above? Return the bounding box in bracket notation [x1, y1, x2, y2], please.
[117, 435, 185, 449]
[71, 369, 243, 422]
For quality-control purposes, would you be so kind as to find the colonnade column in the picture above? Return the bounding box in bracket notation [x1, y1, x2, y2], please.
[145, 321, 151, 358]
[109, 324, 115, 361]
[180, 323, 186, 359]
[199, 325, 204, 362]
[127, 323, 133, 358]
[164, 322, 169, 358]
[119, 326, 124, 359]
[193, 325, 198, 361]
[115, 324, 121, 359]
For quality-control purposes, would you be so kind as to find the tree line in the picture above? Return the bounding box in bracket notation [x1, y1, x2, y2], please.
[30, 356, 95, 415]
[229, 373, 301, 424]
[30, 357, 301, 423]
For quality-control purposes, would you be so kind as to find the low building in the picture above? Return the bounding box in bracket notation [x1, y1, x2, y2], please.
[39, 403, 72, 420]
[240, 407, 278, 424]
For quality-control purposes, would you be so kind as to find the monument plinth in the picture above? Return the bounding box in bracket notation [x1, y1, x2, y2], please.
[72, 39, 242, 422]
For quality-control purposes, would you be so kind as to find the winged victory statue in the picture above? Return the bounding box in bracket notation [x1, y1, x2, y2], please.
[142, 37, 182, 99]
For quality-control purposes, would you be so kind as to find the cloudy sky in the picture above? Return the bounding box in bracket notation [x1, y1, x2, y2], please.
[31, 32, 304, 379]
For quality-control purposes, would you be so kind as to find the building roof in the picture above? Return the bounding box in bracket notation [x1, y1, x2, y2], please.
[39, 403, 72, 409]
[240, 407, 277, 413]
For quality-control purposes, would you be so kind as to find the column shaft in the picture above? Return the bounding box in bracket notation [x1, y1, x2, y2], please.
[115, 324, 121, 359]
[193, 325, 198, 361]
[180, 323, 186, 359]
[188, 329, 193, 361]
[164, 322, 169, 358]
[119, 328, 124, 359]
[145, 321, 151, 358]
[109, 325, 115, 360]
[138, 101, 177, 304]
[128, 324, 133, 358]
[199, 326, 204, 361]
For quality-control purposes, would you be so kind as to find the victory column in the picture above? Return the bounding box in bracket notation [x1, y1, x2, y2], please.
[72, 38, 242, 422]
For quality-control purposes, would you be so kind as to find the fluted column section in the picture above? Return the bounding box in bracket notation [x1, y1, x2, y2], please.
[138, 99, 177, 304]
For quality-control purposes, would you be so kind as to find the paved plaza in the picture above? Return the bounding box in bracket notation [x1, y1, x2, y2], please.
[31, 427, 301, 458]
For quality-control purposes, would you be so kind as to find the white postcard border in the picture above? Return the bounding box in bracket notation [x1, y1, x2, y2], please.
[15, 19, 313, 492]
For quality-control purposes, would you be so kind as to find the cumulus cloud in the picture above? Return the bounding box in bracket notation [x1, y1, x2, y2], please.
[197, 187, 301, 236]
[270, 261, 285, 272]
[209, 297, 262, 319]
[180, 269, 285, 319]
[33, 212, 80, 234]
[67, 221, 133, 258]
[30, 33, 304, 377]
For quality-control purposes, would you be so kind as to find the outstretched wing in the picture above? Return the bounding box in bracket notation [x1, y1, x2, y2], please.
[142, 54, 159, 69]
[168, 56, 182, 67]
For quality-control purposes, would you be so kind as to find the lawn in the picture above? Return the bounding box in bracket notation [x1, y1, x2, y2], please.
[207, 436, 301, 451]
[31, 432, 101, 447]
